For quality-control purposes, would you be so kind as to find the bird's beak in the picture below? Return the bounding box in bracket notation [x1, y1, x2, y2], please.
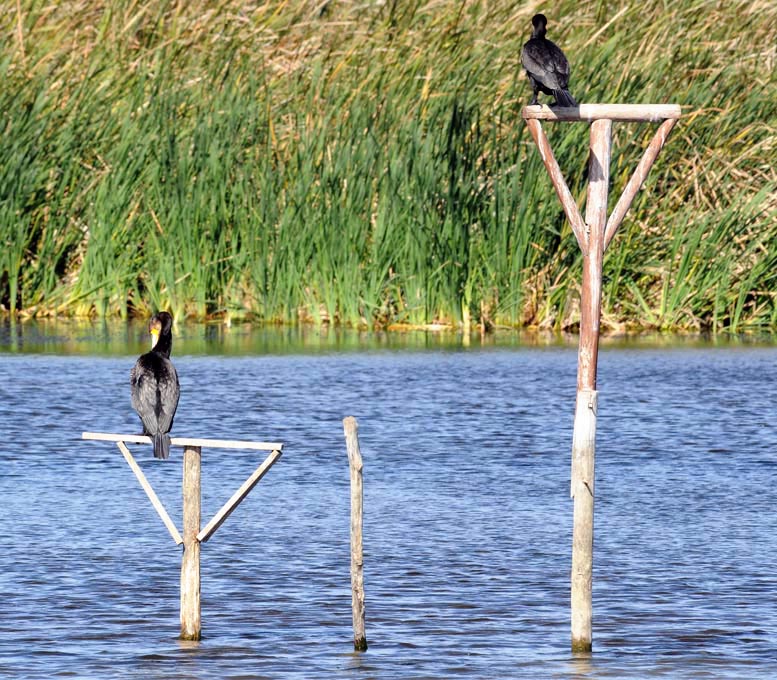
[150, 328, 160, 349]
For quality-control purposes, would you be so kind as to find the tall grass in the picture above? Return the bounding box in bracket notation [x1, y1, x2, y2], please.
[0, 0, 775, 331]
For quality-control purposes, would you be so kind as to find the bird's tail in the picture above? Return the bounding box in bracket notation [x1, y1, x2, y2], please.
[153, 432, 171, 460]
[554, 89, 577, 107]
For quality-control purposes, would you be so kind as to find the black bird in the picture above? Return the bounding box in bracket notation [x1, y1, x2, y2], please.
[521, 14, 577, 107]
[130, 311, 180, 460]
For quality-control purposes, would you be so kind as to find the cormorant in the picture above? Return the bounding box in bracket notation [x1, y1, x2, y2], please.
[130, 311, 180, 460]
[521, 14, 577, 107]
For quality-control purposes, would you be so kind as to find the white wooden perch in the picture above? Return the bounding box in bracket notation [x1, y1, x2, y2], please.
[82, 431, 283, 641]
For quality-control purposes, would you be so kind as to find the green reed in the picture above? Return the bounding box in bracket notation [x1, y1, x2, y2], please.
[0, 0, 775, 331]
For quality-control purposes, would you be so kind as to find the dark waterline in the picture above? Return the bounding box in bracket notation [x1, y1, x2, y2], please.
[1, 324, 776, 678]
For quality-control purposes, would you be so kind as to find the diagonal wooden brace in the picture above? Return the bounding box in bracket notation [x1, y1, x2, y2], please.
[196, 449, 283, 543]
[604, 117, 678, 249]
[525, 118, 588, 250]
[116, 441, 183, 545]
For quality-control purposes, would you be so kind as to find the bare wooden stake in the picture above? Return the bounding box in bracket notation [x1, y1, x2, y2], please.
[180, 445, 202, 641]
[343, 417, 367, 651]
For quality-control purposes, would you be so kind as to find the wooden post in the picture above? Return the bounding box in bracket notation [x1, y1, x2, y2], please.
[521, 104, 680, 653]
[343, 417, 367, 651]
[569, 119, 610, 653]
[180, 445, 202, 641]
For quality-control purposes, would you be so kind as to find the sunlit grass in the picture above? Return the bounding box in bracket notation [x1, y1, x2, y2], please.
[0, 0, 775, 331]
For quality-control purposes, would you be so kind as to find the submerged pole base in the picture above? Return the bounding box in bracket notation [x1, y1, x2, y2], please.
[180, 628, 202, 642]
[354, 636, 368, 652]
[571, 638, 592, 654]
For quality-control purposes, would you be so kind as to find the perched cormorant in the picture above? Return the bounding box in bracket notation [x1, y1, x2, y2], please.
[521, 14, 577, 107]
[130, 311, 180, 460]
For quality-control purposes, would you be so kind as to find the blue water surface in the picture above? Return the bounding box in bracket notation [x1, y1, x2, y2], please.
[0, 326, 775, 678]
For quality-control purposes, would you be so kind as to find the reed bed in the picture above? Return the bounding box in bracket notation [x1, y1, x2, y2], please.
[1, 0, 775, 331]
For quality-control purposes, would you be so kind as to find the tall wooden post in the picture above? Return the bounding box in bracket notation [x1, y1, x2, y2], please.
[180, 445, 202, 641]
[343, 417, 367, 651]
[522, 103, 681, 653]
[570, 118, 611, 652]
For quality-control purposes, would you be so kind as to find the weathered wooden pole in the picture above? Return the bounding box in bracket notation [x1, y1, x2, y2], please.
[522, 103, 681, 653]
[569, 118, 611, 653]
[343, 416, 367, 651]
[180, 444, 202, 641]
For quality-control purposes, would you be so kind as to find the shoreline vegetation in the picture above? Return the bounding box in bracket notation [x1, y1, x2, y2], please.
[1, 1, 775, 332]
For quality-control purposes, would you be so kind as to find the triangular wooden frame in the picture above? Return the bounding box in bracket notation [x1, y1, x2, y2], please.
[521, 103, 681, 655]
[83, 431, 283, 640]
[523, 105, 680, 255]
[83, 432, 283, 546]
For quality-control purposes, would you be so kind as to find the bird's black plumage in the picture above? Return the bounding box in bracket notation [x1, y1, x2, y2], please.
[521, 14, 577, 107]
[130, 311, 180, 460]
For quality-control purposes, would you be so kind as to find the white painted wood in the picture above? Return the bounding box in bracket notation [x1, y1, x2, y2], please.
[196, 449, 283, 543]
[180, 445, 201, 641]
[83, 431, 283, 451]
[116, 441, 183, 545]
[522, 103, 681, 122]
[570, 390, 597, 652]
[85, 431, 285, 640]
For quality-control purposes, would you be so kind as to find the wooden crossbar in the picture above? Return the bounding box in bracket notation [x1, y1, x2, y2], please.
[82, 431, 283, 452]
[522, 103, 682, 122]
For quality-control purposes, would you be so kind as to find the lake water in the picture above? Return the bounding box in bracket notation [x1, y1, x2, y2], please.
[1, 322, 776, 678]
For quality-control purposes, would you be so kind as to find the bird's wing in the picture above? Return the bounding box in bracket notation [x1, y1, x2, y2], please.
[546, 41, 571, 88]
[130, 363, 140, 411]
[521, 42, 565, 90]
[521, 41, 547, 76]
[130, 364, 161, 434]
[155, 361, 180, 433]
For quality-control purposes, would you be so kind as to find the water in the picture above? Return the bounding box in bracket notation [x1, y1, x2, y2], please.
[1, 325, 776, 678]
